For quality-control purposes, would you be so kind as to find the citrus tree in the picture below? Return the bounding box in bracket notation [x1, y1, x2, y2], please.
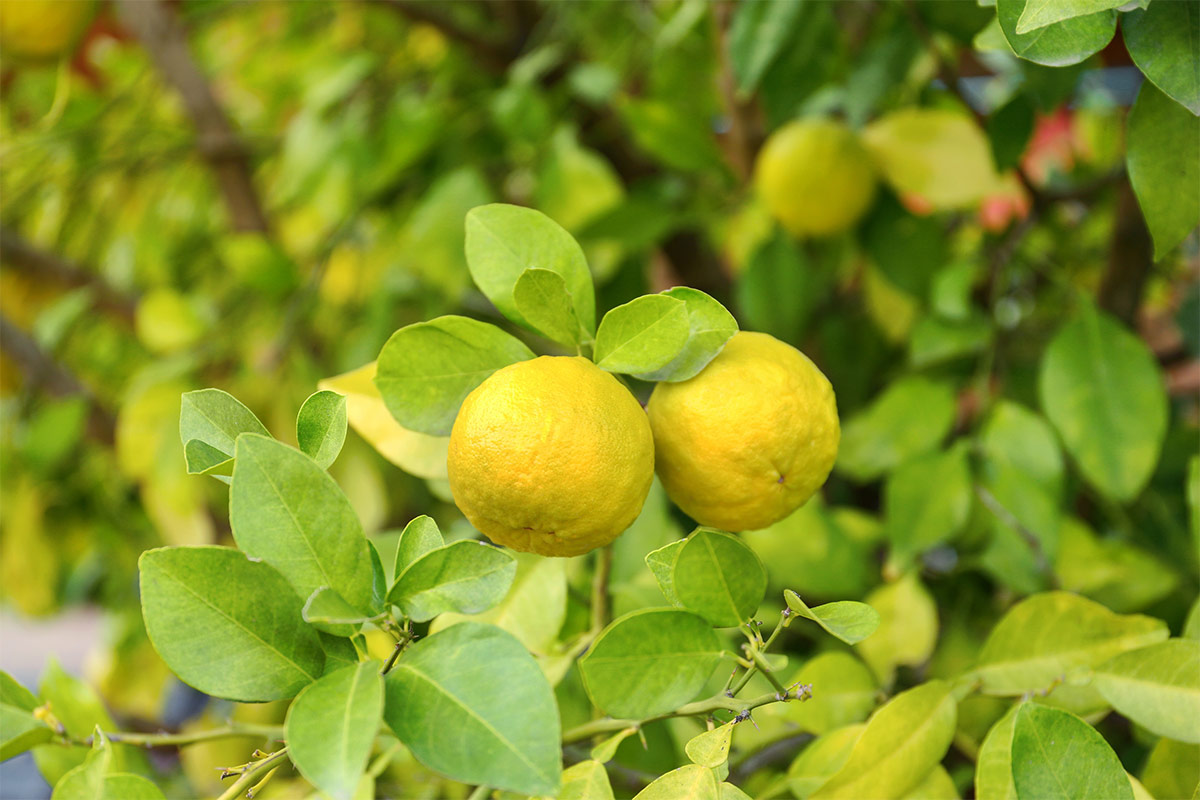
[1, 1, 1198, 799]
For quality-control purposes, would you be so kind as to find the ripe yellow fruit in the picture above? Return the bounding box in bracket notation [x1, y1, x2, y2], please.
[647, 332, 839, 532]
[754, 118, 877, 237]
[448, 356, 654, 557]
[0, 0, 95, 63]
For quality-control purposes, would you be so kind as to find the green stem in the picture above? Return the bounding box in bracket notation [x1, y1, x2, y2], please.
[590, 545, 613, 635]
[729, 611, 789, 697]
[749, 649, 788, 695]
[466, 785, 491, 800]
[216, 748, 289, 800]
[92, 723, 283, 748]
[562, 690, 797, 744]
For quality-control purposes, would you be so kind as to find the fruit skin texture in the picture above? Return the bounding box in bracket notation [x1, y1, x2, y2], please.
[0, 0, 96, 63]
[647, 332, 839, 532]
[448, 356, 655, 557]
[754, 118, 877, 237]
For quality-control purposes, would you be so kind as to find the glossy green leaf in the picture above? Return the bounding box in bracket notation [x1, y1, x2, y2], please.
[980, 401, 1063, 488]
[394, 515, 444, 579]
[1039, 303, 1168, 502]
[1127, 82, 1200, 259]
[375, 316, 536, 436]
[685, 724, 734, 768]
[303, 587, 376, 637]
[785, 591, 880, 646]
[286, 662, 384, 800]
[837, 377, 956, 482]
[780, 652, 877, 735]
[970, 591, 1168, 695]
[633, 764, 721, 800]
[1123, 1, 1200, 115]
[593, 294, 689, 375]
[387, 540, 516, 623]
[513, 268, 587, 348]
[383, 622, 561, 796]
[645, 539, 685, 606]
[51, 732, 164, 800]
[1015, 0, 1124, 33]
[178, 389, 268, 476]
[0, 671, 51, 761]
[1011, 704, 1133, 800]
[884, 443, 972, 563]
[975, 704, 1019, 800]
[787, 724, 865, 799]
[1054, 517, 1177, 613]
[632, 288, 738, 383]
[1093, 639, 1200, 743]
[139, 546, 325, 701]
[811, 680, 957, 799]
[580, 608, 724, 718]
[856, 573, 938, 686]
[296, 390, 347, 469]
[899, 765, 957, 800]
[996, 0, 1116, 66]
[549, 760, 614, 800]
[729, 0, 806, 94]
[464, 204, 596, 333]
[231, 434, 376, 613]
[671, 529, 767, 627]
[720, 782, 752, 800]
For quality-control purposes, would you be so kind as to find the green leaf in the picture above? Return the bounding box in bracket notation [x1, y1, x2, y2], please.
[1126, 81, 1200, 259]
[1055, 517, 1177, 613]
[811, 680, 957, 800]
[513, 268, 587, 348]
[1092, 639, 1200, 743]
[296, 390, 347, 469]
[720, 782, 752, 800]
[464, 204, 596, 333]
[394, 515, 445, 579]
[633, 764, 721, 800]
[1140, 737, 1200, 800]
[632, 289, 738, 383]
[787, 724, 865, 799]
[375, 316, 536, 436]
[884, 443, 972, 564]
[1121, 1, 1200, 115]
[784, 591, 880, 646]
[856, 573, 939, 686]
[779, 652, 877, 736]
[231, 434, 376, 613]
[1, 671, 51, 761]
[286, 662, 384, 800]
[645, 539, 686, 606]
[1015, 0, 1125, 33]
[387, 540, 517, 623]
[303, 587, 376, 637]
[593, 294, 690, 375]
[178, 389, 268, 476]
[139, 546, 325, 702]
[836, 377, 957, 482]
[1011, 704, 1133, 800]
[551, 760, 615, 800]
[899, 766, 957, 800]
[580, 608, 724, 718]
[729, 0, 806, 94]
[671, 529, 767, 627]
[685, 724, 734, 768]
[1038, 303, 1168, 502]
[51, 733, 165, 800]
[975, 704, 1019, 800]
[996, 0, 1116, 66]
[969, 591, 1169, 695]
[980, 401, 1063, 488]
[864, 192, 948, 299]
[383, 622, 561, 796]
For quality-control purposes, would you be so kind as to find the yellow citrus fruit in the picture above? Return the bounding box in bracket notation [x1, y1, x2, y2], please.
[754, 118, 877, 237]
[0, 0, 95, 63]
[647, 332, 839, 531]
[448, 356, 654, 557]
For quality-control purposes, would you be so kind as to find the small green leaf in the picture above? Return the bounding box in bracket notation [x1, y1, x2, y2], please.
[685, 724, 734, 768]
[387, 540, 516, 623]
[1015, 0, 1125, 34]
[633, 764, 721, 800]
[303, 587, 376, 637]
[969, 591, 1168, 695]
[0, 672, 51, 761]
[593, 294, 690, 374]
[513, 268, 587, 348]
[884, 443, 972, 564]
[552, 760, 615, 800]
[720, 782, 752, 800]
[645, 539, 685, 606]
[286, 662, 384, 800]
[784, 591, 880, 645]
[1126, 81, 1200, 259]
[139, 546, 325, 702]
[384, 622, 561, 796]
[787, 724, 865, 799]
[632, 288, 738, 383]
[590, 728, 640, 764]
[836, 377, 957, 482]
[464, 204, 596, 333]
[179, 389, 269, 476]
[296, 390, 347, 469]
[1093, 639, 1200, 744]
[728, 0, 806, 94]
[232, 434, 376, 613]
[1039, 303, 1168, 502]
[1122, 1, 1200, 115]
[975, 704, 1019, 800]
[996, 0, 1116, 66]
[52, 735, 164, 800]
[671, 529, 767, 628]
[811, 681, 957, 800]
[394, 516, 444, 579]
[580, 608, 724, 718]
[1011, 704, 1133, 800]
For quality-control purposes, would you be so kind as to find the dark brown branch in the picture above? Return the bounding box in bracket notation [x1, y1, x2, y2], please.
[115, 0, 269, 233]
[1098, 177, 1154, 326]
[0, 314, 116, 446]
[0, 227, 138, 323]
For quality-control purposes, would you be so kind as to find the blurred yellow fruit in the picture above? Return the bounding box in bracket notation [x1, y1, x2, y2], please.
[647, 332, 839, 531]
[448, 356, 654, 557]
[754, 118, 877, 237]
[0, 0, 95, 62]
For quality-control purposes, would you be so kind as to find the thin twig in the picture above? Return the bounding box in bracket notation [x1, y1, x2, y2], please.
[96, 724, 283, 748]
[216, 748, 289, 800]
